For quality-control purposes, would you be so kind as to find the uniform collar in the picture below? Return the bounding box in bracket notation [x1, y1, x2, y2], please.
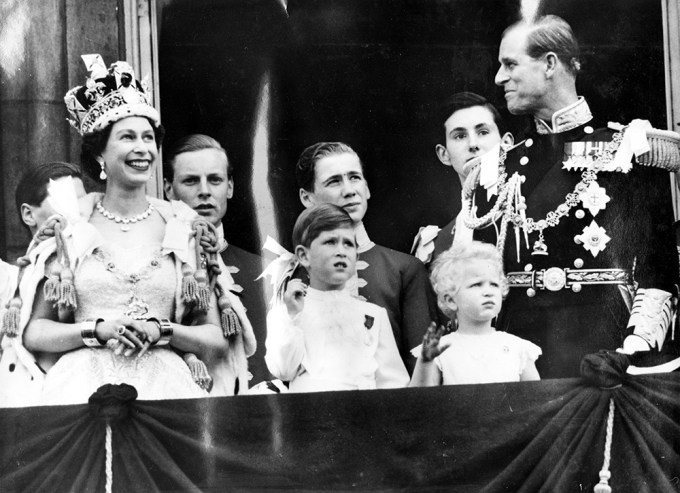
[216, 223, 229, 253]
[354, 222, 375, 253]
[534, 96, 593, 135]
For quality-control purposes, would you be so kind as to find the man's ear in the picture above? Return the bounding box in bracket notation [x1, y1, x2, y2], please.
[500, 132, 514, 150]
[20, 203, 37, 229]
[226, 176, 234, 200]
[299, 188, 316, 209]
[295, 244, 310, 268]
[163, 179, 175, 200]
[435, 144, 452, 167]
[544, 52, 558, 78]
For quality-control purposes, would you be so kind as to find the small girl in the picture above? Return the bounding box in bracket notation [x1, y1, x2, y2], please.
[410, 241, 541, 386]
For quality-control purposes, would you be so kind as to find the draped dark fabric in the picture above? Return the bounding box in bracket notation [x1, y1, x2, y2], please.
[1, 373, 679, 492]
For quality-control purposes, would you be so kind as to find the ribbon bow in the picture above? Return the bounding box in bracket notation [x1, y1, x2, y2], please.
[610, 119, 652, 172]
[258, 236, 299, 305]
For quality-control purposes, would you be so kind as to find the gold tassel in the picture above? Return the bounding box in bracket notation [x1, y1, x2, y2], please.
[593, 398, 615, 493]
[58, 267, 77, 311]
[218, 295, 242, 337]
[194, 268, 211, 312]
[183, 353, 213, 392]
[1, 297, 22, 338]
[44, 262, 63, 303]
[181, 262, 198, 305]
[593, 471, 612, 493]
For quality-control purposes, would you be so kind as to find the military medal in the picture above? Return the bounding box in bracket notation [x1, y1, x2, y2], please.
[531, 231, 549, 256]
[574, 221, 611, 257]
[579, 181, 610, 216]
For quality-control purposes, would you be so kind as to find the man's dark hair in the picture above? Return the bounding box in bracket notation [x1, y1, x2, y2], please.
[438, 92, 507, 141]
[163, 134, 232, 182]
[292, 203, 354, 248]
[15, 162, 83, 217]
[505, 15, 581, 76]
[80, 118, 165, 182]
[295, 142, 363, 192]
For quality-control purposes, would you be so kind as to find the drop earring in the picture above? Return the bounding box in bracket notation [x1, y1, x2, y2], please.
[98, 161, 107, 180]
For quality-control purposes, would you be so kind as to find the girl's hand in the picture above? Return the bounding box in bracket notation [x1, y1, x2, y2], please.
[421, 322, 451, 362]
[283, 279, 307, 318]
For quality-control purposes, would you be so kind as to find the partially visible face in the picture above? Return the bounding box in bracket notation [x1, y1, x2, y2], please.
[495, 27, 549, 116]
[298, 227, 357, 291]
[437, 106, 502, 178]
[99, 116, 158, 188]
[448, 259, 503, 325]
[25, 177, 86, 234]
[165, 148, 233, 227]
[301, 152, 370, 223]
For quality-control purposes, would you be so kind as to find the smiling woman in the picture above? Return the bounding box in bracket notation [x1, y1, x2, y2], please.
[9, 55, 256, 406]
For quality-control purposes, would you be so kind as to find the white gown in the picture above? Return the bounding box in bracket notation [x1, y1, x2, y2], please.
[40, 243, 207, 405]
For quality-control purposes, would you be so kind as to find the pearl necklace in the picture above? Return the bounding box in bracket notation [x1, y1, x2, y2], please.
[96, 200, 155, 232]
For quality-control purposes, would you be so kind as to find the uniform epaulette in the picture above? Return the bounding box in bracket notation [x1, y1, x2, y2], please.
[637, 128, 680, 172]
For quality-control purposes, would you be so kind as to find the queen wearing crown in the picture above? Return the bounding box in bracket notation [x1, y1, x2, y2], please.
[3, 55, 255, 406]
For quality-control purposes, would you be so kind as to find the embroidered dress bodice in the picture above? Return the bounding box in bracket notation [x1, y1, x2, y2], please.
[41, 241, 207, 405]
[74, 243, 174, 322]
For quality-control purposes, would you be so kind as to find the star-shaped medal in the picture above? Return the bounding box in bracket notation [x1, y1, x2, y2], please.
[575, 221, 611, 257]
[579, 181, 610, 216]
[562, 157, 580, 171]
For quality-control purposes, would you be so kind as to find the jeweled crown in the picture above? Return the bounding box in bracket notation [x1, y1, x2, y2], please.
[64, 54, 160, 135]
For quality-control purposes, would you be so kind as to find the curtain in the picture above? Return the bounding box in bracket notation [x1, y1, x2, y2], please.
[1, 371, 678, 492]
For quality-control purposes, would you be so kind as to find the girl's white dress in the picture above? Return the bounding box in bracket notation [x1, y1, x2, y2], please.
[413, 330, 542, 385]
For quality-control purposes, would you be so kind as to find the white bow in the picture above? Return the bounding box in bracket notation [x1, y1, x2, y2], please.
[258, 236, 299, 304]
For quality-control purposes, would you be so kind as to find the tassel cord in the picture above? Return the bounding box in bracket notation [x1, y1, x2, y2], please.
[105, 422, 113, 493]
[594, 397, 615, 493]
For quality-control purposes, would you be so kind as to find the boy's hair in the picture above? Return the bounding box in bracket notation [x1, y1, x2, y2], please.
[438, 92, 507, 140]
[15, 162, 83, 216]
[163, 133, 231, 182]
[292, 203, 354, 248]
[296, 142, 363, 192]
[430, 241, 509, 319]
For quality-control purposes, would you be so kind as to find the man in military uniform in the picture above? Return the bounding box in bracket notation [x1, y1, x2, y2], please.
[164, 134, 270, 388]
[467, 15, 679, 378]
